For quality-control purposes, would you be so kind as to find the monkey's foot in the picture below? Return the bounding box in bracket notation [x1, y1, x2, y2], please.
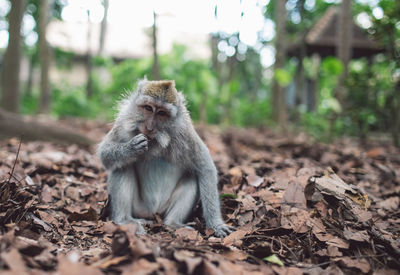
[213, 224, 235, 238]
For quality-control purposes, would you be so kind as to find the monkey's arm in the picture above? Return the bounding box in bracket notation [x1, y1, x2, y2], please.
[194, 141, 234, 237]
[97, 128, 148, 170]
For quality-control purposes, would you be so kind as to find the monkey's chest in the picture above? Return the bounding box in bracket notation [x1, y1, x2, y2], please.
[135, 158, 184, 214]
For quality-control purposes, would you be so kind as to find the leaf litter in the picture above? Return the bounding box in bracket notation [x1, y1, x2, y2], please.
[0, 121, 399, 274]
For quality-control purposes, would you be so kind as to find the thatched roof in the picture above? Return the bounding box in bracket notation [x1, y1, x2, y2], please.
[288, 7, 384, 58]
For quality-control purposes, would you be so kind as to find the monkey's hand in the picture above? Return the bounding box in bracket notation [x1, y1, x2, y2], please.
[128, 133, 148, 155]
[212, 223, 235, 238]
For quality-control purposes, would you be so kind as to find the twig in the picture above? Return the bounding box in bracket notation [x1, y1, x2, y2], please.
[7, 136, 23, 184]
[242, 235, 299, 262]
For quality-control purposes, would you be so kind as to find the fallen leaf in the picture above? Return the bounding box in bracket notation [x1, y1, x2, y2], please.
[343, 227, 370, 242]
[223, 227, 251, 246]
[326, 237, 349, 249]
[1, 248, 29, 275]
[175, 228, 203, 241]
[68, 207, 98, 222]
[378, 197, 400, 211]
[247, 174, 264, 187]
[263, 254, 284, 266]
[121, 258, 160, 275]
[336, 256, 370, 273]
[174, 250, 202, 274]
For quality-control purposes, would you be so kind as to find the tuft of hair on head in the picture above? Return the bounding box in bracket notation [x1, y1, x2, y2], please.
[141, 80, 178, 105]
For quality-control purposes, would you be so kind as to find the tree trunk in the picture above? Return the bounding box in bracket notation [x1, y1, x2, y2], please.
[38, 0, 51, 114]
[210, 34, 220, 74]
[272, 0, 288, 131]
[151, 11, 160, 80]
[25, 54, 35, 97]
[98, 0, 109, 56]
[0, 0, 25, 113]
[86, 11, 93, 98]
[0, 108, 94, 146]
[393, 82, 400, 147]
[335, 1, 353, 107]
[295, 0, 306, 109]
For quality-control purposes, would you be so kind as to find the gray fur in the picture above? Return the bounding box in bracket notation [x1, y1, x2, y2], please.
[97, 79, 234, 237]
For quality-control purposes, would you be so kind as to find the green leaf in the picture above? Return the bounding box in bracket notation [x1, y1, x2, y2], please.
[219, 193, 238, 199]
[274, 68, 292, 87]
[322, 98, 342, 113]
[263, 255, 284, 266]
[322, 57, 344, 76]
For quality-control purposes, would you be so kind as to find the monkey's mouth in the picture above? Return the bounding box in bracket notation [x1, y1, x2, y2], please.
[144, 133, 156, 140]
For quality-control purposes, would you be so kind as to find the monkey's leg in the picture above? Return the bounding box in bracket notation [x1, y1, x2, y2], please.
[163, 176, 199, 227]
[108, 168, 148, 234]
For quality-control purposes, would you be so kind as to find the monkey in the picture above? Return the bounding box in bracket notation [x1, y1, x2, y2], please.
[97, 79, 234, 237]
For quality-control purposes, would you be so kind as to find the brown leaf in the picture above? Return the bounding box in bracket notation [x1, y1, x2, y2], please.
[40, 184, 54, 203]
[175, 228, 203, 241]
[199, 260, 224, 275]
[255, 189, 282, 207]
[68, 207, 98, 222]
[281, 205, 309, 233]
[30, 213, 53, 232]
[1, 248, 29, 275]
[367, 147, 385, 158]
[378, 196, 400, 211]
[336, 256, 370, 273]
[247, 174, 264, 187]
[156, 258, 179, 275]
[223, 226, 252, 246]
[326, 237, 349, 249]
[282, 182, 307, 209]
[327, 245, 342, 257]
[236, 194, 258, 211]
[174, 250, 202, 274]
[93, 255, 129, 269]
[58, 253, 103, 275]
[306, 168, 355, 201]
[343, 227, 370, 242]
[121, 258, 160, 275]
[228, 167, 242, 178]
[221, 248, 248, 261]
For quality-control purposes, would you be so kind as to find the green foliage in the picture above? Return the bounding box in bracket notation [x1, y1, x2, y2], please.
[318, 57, 344, 115]
[233, 98, 271, 127]
[53, 47, 75, 69]
[51, 85, 97, 118]
[21, 92, 39, 114]
[107, 58, 152, 100]
[274, 68, 292, 87]
[321, 57, 343, 76]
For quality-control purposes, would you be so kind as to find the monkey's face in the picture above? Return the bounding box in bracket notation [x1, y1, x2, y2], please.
[137, 100, 175, 145]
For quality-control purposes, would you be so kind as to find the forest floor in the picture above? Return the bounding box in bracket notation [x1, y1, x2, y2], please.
[0, 120, 399, 275]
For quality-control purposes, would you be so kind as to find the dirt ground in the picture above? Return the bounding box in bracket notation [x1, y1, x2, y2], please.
[0, 120, 399, 274]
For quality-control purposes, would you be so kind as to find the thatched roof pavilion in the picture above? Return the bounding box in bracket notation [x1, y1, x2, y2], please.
[287, 7, 384, 59]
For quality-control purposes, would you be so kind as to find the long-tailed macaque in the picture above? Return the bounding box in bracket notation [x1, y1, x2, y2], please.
[97, 79, 234, 237]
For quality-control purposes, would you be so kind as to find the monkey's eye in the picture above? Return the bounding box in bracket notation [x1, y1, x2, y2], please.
[143, 105, 153, 112]
[157, 110, 169, 117]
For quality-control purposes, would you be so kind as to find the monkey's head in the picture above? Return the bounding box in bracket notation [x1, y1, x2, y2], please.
[123, 79, 186, 149]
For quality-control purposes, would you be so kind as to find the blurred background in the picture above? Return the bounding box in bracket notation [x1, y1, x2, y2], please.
[0, 0, 399, 145]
